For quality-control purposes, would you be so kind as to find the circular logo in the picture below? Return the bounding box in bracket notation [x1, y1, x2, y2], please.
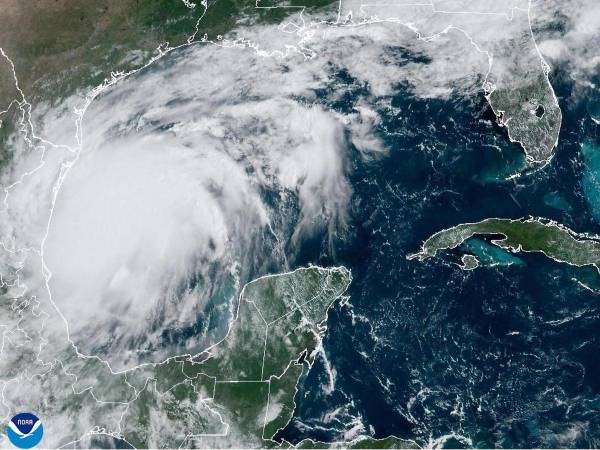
[6, 413, 43, 449]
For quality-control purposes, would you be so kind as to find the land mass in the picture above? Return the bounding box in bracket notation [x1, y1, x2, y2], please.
[408, 217, 600, 272]
[486, 69, 561, 166]
[0, 265, 416, 448]
[0, 0, 335, 109]
[1, 0, 562, 173]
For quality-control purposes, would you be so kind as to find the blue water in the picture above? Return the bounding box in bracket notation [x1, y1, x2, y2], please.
[279, 64, 600, 447]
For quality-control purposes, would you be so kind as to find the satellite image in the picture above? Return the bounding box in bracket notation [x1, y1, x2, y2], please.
[0, 0, 598, 448]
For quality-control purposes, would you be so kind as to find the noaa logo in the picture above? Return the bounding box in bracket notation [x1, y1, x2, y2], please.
[6, 413, 43, 449]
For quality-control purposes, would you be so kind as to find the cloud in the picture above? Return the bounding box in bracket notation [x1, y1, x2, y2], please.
[41, 35, 357, 368]
[531, 0, 600, 84]
[5, 4, 580, 369]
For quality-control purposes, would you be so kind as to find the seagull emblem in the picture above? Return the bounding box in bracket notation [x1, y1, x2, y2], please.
[8, 419, 42, 439]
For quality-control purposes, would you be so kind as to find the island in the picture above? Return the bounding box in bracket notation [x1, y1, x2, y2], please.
[408, 217, 600, 272]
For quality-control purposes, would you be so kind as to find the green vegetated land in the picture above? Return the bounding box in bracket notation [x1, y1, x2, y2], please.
[47, 266, 407, 448]
[0, 0, 338, 174]
[40, 266, 417, 448]
[408, 217, 600, 271]
[488, 72, 562, 165]
[485, 20, 562, 166]
[0, 0, 337, 108]
[297, 435, 419, 449]
[0, 1, 201, 105]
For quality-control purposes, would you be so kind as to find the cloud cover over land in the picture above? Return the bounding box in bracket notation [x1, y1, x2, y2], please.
[2, 0, 592, 369]
[36, 18, 495, 368]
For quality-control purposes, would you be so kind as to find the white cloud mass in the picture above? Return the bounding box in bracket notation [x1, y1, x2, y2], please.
[43, 32, 360, 368]
[2, 1, 589, 370]
[532, 0, 600, 83]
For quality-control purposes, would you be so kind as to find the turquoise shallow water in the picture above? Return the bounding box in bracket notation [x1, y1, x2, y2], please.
[460, 238, 524, 268]
[543, 190, 572, 212]
[581, 141, 600, 223]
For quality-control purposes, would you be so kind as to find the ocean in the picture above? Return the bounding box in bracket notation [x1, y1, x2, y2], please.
[280, 66, 600, 447]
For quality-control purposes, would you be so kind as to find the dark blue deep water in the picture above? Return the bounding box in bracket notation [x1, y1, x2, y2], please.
[279, 64, 600, 448]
